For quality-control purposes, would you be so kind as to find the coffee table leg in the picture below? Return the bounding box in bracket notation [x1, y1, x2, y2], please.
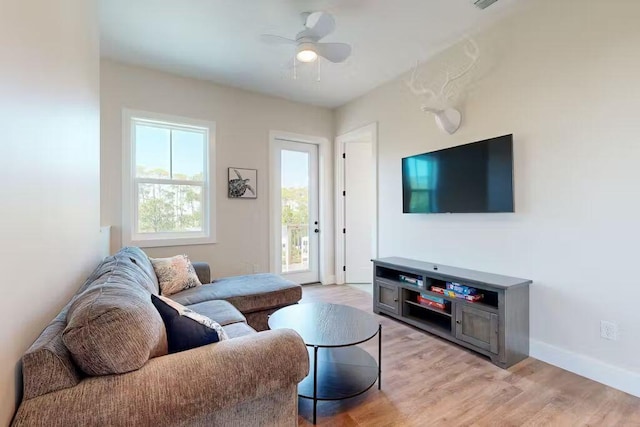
[378, 324, 382, 390]
[313, 345, 318, 424]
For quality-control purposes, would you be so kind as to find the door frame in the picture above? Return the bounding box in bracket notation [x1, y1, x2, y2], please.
[335, 122, 378, 285]
[269, 130, 332, 285]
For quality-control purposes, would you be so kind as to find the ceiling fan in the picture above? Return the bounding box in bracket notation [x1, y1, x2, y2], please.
[261, 11, 352, 63]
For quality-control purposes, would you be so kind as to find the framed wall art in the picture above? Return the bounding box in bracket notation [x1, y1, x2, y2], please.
[228, 167, 257, 199]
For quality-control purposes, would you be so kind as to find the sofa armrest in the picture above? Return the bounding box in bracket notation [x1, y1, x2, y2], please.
[13, 329, 309, 426]
[192, 261, 210, 284]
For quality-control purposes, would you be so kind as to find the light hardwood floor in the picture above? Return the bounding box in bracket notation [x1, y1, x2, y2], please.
[297, 284, 640, 426]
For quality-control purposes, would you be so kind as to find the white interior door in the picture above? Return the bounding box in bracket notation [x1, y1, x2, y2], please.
[344, 141, 374, 283]
[271, 139, 320, 284]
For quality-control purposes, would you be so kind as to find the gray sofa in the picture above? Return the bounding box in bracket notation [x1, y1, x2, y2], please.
[13, 247, 308, 426]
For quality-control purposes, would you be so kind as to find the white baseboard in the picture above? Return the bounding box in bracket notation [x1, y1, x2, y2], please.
[530, 339, 640, 398]
[321, 275, 336, 285]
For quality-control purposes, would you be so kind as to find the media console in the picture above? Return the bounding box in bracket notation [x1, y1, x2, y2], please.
[372, 257, 531, 368]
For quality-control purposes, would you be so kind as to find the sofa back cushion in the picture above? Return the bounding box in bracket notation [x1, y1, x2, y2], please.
[63, 281, 167, 376]
[76, 250, 159, 296]
[117, 246, 160, 294]
[21, 302, 82, 400]
[108, 256, 159, 295]
[21, 248, 161, 399]
[19, 253, 119, 400]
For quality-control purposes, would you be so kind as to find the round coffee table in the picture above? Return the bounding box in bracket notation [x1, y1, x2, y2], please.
[268, 302, 381, 424]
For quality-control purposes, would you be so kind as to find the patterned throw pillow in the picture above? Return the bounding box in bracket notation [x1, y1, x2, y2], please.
[150, 255, 202, 296]
[151, 295, 229, 354]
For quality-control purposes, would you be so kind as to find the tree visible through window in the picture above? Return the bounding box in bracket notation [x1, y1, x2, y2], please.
[280, 149, 310, 273]
[124, 112, 215, 247]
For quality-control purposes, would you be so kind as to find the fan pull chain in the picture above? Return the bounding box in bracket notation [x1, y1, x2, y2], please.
[293, 57, 297, 80]
[316, 58, 321, 82]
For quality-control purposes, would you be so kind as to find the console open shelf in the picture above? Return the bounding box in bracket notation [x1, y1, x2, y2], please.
[404, 300, 452, 317]
[373, 257, 531, 369]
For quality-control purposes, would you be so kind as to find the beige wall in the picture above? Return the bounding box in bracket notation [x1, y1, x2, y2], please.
[101, 60, 335, 280]
[336, 0, 640, 395]
[0, 1, 103, 423]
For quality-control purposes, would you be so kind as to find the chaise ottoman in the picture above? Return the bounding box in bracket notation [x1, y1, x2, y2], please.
[170, 273, 302, 331]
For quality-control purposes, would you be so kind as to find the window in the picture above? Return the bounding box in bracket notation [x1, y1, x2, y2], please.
[405, 156, 437, 213]
[122, 110, 216, 247]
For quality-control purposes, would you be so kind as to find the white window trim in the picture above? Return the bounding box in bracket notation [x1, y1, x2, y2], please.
[122, 109, 216, 248]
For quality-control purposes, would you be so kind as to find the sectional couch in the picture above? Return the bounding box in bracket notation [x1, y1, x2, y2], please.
[12, 247, 308, 426]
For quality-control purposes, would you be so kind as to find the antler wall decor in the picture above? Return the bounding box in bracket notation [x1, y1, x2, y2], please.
[406, 38, 480, 134]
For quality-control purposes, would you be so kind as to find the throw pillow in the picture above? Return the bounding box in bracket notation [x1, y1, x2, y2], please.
[151, 255, 202, 296]
[151, 295, 228, 354]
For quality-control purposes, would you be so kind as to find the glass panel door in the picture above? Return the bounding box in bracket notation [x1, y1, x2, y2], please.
[271, 139, 319, 284]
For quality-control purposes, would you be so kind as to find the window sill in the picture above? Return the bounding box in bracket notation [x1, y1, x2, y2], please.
[126, 236, 217, 248]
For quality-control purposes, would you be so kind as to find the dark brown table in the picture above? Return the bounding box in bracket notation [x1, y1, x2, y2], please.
[268, 302, 381, 424]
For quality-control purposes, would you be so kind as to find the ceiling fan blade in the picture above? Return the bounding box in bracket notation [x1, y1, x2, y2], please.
[315, 43, 352, 63]
[297, 11, 335, 40]
[260, 34, 297, 45]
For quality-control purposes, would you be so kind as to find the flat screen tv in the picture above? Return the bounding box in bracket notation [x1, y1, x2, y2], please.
[402, 134, 514, 213]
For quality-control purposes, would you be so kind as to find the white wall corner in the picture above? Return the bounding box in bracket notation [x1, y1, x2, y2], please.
[100, 226, 112, 258]
[530, 339, 640, 398]
[322, 275, 337, 285]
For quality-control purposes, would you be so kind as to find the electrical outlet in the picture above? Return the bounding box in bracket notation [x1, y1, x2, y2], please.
[600, 320, 618, 341]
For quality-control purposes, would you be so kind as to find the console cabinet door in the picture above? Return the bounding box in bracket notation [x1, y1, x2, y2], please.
[455, 305, 499, 354]
[375, 281, 400, 314]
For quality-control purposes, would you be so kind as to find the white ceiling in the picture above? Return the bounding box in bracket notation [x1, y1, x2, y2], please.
[99, 0, 522, 108]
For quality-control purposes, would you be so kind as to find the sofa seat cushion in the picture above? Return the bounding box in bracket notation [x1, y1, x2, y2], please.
[223, 322, 256, 339]
[63, 282, 167, 376]
[185, 300, 247, 326]
[170, 274, 302, 314]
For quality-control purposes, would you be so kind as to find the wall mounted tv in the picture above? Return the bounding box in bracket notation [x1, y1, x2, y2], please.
[402, 134, 514, 214]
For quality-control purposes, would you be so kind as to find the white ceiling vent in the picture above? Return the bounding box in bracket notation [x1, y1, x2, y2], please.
[472, 0, 499, 9]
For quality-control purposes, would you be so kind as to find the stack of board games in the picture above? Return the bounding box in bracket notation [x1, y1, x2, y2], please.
[416, 293, 447, 310]
[399, 274, 424, 288]
[446, 282, 477, 295]
[431, 283, 483, 302]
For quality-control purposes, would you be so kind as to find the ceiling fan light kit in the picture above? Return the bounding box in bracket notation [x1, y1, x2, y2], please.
[261, 11, 352, 69]
[296, 43, 318, 63]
